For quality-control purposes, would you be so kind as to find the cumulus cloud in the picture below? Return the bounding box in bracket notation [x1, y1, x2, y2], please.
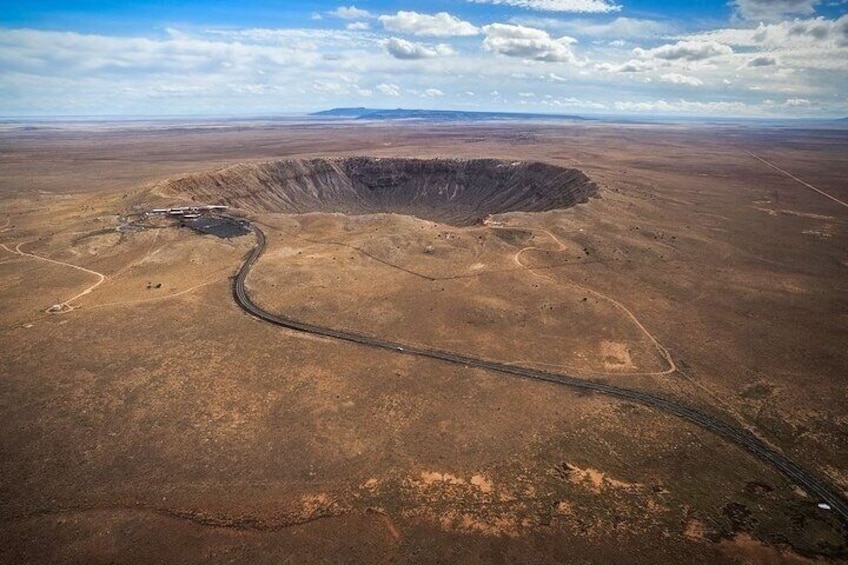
[837, 14, 848, 43]
[731, 0, 820, 21]
[328, 6, 372, 20]
[595, 59, 655, 73]
[634, 40, 733, 61]
[747, 55, 777, 67]
[611, 99, 778, 116]
[778, 15, 848, 45]
[482, 23, 578, 62]
[509, 16, 672, 39]
[678, 15, 848, 75]
[592, 17, 670, 38]
[381, 37, 455, 59]
[423, 88, 445, 96]
[379, 11, 479, 37]
[469, 0, 620, 13]
[660, 73, 704, 86]
[199, 27, 376, 48]
[542, 95, 607, 109]
[683, 15, 848, 48]
[2, 16, 846, 118]
[377, 83, 401, 96]
[346, 22, 370, 31]
[785, 19, 830, 41]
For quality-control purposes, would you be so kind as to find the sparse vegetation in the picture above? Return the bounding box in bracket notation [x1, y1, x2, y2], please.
[1, 121, 846, 563]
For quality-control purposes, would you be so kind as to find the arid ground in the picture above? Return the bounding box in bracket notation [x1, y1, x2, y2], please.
[1, 120, 847, 563]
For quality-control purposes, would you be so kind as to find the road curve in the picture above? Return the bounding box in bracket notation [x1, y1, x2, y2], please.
[234, 223, 848, 523]
[1, 241, 106, 312]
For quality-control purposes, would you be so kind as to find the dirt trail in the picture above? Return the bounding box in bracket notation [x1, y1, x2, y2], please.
[489, 223, 676, 377]
[746, 151, 848, 209]
[492, 223, 779, 439]
[0, 241, 106, 313]
[85, 272, 231, 310]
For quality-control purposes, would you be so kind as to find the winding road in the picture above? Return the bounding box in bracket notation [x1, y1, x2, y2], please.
[233, 223, 848, 523]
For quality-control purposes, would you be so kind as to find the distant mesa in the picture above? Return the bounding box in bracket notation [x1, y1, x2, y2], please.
[309, 107, 588, 122]
[157, 157, 597, 227]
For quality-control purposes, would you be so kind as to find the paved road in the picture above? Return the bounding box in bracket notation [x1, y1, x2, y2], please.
[234, 223, 848, 523]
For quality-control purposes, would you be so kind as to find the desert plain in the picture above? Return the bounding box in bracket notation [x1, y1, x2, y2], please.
[0, 119, 847, 563]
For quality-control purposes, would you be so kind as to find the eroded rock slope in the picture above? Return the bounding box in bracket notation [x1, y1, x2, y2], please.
[158, 157, 596, 226]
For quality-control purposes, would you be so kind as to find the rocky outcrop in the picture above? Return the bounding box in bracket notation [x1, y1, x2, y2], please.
[158, 157, 597, 226]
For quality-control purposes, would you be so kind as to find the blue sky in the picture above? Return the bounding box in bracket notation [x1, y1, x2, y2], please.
[1, 1, 727, 31]
[1, 0, 847, 117]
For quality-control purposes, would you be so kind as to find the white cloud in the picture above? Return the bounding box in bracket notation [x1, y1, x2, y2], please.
[328, 6, 372, 20]
[381, 37, 455, 59]
[660, 73, 704, 86]
[612, 99, 763, 116]
[346, 22, 370, 31]
[469, 0, 621, 13]
[423, 88, 445, 96]
[0, 27, 395, 115]
[509, 16, 672, 39]
[595, 59, 655, 73]
[731, 0, 820, 22]
[482, 23, 578, 62]
[747, 55, 777, 67]
[312, 80, 347, 94]
[687, 15, 848, 49]
[678, 27, 764, 48]
[2, 21, 846, 118]
[379, 11, 479, 37]
[634, 40, 733, 61]
[774, 15, 848, 46]
[377, 83, 401, 96]
[685, 15, 848, 81]
[542, 95, 607, 109]
[199, 27, 377, 48]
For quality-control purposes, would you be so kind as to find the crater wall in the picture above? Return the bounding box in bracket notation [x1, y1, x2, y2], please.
[158, 157, 597, 226]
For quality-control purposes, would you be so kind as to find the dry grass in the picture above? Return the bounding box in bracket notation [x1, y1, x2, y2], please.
[1, 121, 846, 563]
